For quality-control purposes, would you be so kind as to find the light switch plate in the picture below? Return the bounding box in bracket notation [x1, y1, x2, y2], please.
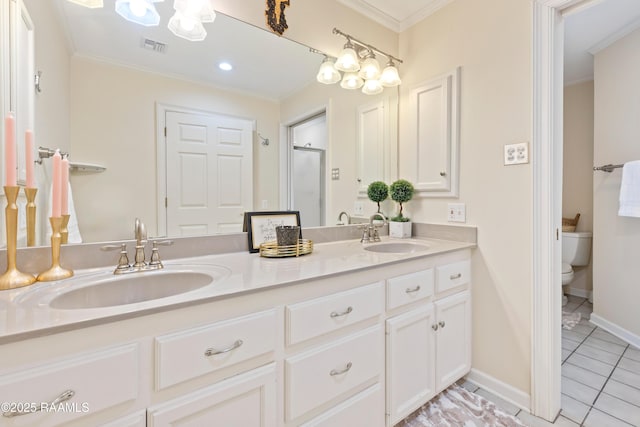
[354, 201, 364, 215]
[331, 168, 340, 180]
[504, 142, 529, 165]
[447, 203, 466, 223]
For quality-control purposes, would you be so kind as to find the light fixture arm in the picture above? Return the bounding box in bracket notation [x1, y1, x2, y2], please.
[332, 28, 403, 64]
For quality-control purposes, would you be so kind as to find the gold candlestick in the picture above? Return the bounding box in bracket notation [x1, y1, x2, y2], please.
[61, 214, 70, 244]
[37, 216, 73, 282]
[24, 187, 37, 247]
[0, 186, 36, 290]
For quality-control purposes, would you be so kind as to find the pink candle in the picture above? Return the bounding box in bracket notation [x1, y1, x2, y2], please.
[4, 112, 16, 187]
[61, 156, 69, 215]
[52, 150, 62, 218]
[25, 130, 35, 188]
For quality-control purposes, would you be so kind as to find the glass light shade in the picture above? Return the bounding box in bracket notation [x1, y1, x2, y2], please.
[168, 11, 207, 41]
[340, 72, 364, 90]
[358, 56, 381, 80]
[334, 42, 360, 72]
[380, 63, 401, 87]
[115, 0, 162, 26]
[173, 0, 216, 22]
[66, 0, 104, 8]
[316, 59, 341, 85]
[362, 79, 383, 95]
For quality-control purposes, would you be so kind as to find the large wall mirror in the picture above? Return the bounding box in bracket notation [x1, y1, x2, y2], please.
[3, 0, 398, 246]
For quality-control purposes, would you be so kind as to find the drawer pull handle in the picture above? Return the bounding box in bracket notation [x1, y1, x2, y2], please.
[2, 389, 75, 418]
[405, 285, 421, 294]
[450, 273, 462, 280]
[330, 306, 353, 318]
[432, 324, 439, 331]
[439, 321, 446, 328]
[330, 362, 353, 376]
[204, 339, 243, 357]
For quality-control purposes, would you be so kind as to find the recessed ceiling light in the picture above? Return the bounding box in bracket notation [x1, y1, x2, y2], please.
[218, 62, 233, 71]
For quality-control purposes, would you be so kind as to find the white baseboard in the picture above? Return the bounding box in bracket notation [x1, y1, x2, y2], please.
[565, 287, 592, 300]
[464, 368, 531, 412]
[590, 314, 640, 349]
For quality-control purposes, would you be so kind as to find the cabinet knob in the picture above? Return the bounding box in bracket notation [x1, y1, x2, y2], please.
[440, 171, 446, 177]
[432, 324, 439, 331]
[330, 306, 353, 318]
[204, 339, 243, 357]
[439, 321, 446, 328]
[330, 362, 353, 376]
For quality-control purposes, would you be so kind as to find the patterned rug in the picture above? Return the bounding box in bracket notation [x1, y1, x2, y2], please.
[398, 384, 528, 427]
[562, 311, 582, 330]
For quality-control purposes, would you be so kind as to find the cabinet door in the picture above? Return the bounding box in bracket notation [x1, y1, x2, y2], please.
[147, 363, 276, 427]
[385, 305, 436, 426]
[434, 291, 471, 391]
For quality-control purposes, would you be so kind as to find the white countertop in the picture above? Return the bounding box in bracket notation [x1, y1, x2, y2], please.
[0, 237, 474, 344]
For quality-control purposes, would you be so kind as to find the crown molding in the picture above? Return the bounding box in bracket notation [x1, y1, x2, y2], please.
[337, 0, 455, 33]
[588, 18, 640, 54]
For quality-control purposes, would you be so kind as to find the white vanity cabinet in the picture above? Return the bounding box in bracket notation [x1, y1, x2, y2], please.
[385, 259, 471, 426]
[147, 363, 277, 427]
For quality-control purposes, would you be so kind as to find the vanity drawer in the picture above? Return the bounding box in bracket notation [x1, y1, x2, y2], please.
[436, 260, 471, 294]
[299, 383, 384, 427]
[0, 344, 138, 426]
[386, 269, 434, 310]
[155, 309, 277, 390]
[285, 282, 383, 346]
[285, 325, 383, 421]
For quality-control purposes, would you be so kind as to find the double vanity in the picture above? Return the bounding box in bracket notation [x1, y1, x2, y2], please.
[0, 225, 475, 427]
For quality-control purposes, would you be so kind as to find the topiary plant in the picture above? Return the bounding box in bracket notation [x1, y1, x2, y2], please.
[389, 179, 414, 222]
[367, 181, 389, 214]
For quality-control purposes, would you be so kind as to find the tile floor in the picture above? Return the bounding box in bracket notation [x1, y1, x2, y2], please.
[459, 295, 640, 426]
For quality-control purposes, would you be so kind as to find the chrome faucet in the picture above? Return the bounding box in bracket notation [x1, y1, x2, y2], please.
[337, 211, 351, 225]
[101, 218, 173, 275]
[360, 213, 387, 243]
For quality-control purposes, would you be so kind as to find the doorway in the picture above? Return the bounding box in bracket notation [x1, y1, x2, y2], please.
[287, 113, 327, 228]
[157, 106, 254, 237]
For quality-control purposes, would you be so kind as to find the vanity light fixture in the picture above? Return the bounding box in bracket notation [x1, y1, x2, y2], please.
[168, 0, 215, 41]
[66, 0, 104, 8]
[115, 0, 163, 26]
[316, 56, 341, 85]
[317, 28, 403, 95]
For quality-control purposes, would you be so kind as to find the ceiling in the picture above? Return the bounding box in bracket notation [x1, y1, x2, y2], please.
[337, 0, 454, 32]
[53, 0, 322, 101]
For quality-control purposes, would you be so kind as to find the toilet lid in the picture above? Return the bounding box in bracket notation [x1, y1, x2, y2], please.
[562, 262, 573, 274]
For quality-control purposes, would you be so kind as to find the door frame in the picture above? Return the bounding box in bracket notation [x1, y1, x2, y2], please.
[155, 103, 255, 237]
[531, 0, 584, 420]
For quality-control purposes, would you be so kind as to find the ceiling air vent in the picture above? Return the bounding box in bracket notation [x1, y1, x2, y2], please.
[141, 38, 167, 54]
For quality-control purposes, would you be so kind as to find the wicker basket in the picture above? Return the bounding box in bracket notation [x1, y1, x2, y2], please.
[259, 239, 313, 258]
[562, 213, 580, 232]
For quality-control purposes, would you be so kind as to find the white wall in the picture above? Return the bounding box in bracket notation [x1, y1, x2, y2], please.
[563, 81, 594, 296]
[398, 0, 532, 394]
[593, 28, 640, 339]
[70, 57, 280, 242]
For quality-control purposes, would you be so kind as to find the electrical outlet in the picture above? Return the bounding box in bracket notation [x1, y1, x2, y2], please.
[447, 203, 466, 223]
[354, 201, 364, 215]
[331, 168, 340, 180]
[504, 142, 529, 165]
[261, 200, 268, 209]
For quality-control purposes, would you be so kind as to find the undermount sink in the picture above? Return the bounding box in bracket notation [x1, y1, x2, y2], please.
[364, 242, 430, 254]
[49, 270, 218, 310]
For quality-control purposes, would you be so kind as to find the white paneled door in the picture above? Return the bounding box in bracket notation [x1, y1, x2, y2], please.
[165, 111, 253, 236]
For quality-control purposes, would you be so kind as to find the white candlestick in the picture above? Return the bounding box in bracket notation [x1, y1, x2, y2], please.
[61, 156, 69, 216]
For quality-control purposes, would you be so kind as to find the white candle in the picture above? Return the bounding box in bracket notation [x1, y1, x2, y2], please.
[25, 130, 35, 188]
[52, 150, 62, 218]
[4, 113, 16, 186]
[61, 156, 69, 216]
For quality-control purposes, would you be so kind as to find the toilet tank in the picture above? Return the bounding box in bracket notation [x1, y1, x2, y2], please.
[562, 231, 592, 266]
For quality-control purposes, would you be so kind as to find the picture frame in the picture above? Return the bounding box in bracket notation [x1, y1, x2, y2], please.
[243, 211, 301, 253]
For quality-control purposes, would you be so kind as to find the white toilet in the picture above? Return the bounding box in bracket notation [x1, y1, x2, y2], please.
[561, 231, 592, 306]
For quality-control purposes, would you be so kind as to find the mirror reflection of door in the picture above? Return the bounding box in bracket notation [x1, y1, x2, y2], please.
[163, 110, 253, 237]
[289, 114, 327, 228]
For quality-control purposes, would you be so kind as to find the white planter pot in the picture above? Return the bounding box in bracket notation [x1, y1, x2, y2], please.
[389, 221, 412, 238]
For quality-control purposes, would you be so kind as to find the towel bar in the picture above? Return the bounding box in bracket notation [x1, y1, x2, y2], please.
[593, 164, 623, 173]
